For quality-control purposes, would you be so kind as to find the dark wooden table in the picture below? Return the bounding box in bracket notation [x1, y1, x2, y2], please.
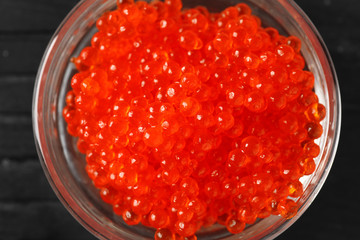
[0, 0, 358, 239]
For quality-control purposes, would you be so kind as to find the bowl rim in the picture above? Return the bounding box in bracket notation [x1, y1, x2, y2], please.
[32, 0, 113, 238]
[32, 0, 342, 239]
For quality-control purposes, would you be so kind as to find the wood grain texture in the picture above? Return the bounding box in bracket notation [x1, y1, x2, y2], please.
[0, 201, 96, 240]
[0, 0, 78, 32]
[0, 0, 358, 239]
[0, 34, 50, 74]
[0, 114, 37, 158]
[0, 75, 34, 113]
[0, 159, 56, 201]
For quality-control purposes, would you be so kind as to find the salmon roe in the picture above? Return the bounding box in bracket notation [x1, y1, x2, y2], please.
[63, 0, 326, 238]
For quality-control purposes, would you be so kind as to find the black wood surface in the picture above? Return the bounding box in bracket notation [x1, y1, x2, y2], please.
[0, 0, 358, 239]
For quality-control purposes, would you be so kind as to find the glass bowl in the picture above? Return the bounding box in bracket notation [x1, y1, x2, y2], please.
[32, 0, 341, 239]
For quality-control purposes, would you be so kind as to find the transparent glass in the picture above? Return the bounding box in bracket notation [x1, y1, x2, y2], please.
[32, 0, 341, 239]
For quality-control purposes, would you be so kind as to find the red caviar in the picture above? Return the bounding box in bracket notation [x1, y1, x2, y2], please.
[64, 0, 326, 238]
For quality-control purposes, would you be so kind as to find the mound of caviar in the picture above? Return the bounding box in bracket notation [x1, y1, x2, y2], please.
[63, 0, 326, 238]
